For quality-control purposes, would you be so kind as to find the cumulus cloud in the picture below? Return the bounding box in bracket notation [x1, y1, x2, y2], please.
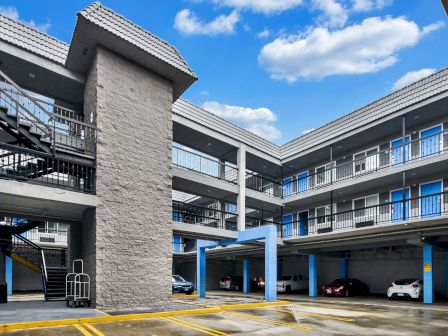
[312, 0, 348, 28]
[211, 0, 303, 14]
[258, 16, 444, 82]
[174, 9, 239, 36]
[257, 28, 271, 38]
[202, 101, 282, 141]
[392, 68, 436, 91]
[302, 128, 315, 134]
[0, 6, 51, 32]
[351, 0, 392, 12]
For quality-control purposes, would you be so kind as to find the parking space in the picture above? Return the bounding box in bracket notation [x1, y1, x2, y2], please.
[2, 297, 448, 335]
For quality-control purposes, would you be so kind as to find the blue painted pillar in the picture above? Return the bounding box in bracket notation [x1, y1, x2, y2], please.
[265, 226, 277, 301]
[196, 241, 207, 298]
[445, 253, 448, 299]
[309, 254, 317, 297]
[339, 259, 348, 279]
[423, 245, 434, 304]
[6, 256, 12, 296]
[243, 259, 250, 293]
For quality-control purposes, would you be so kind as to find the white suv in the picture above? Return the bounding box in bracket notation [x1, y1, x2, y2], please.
[387, 279, 423, 300]
[277, 274, 308, 293]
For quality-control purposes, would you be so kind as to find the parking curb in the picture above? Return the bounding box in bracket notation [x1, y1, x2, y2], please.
[0, 301, 289, 332]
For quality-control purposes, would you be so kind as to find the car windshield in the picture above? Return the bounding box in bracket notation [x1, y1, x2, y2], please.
[331, 279, 349, 285]
[394, 279, 418, 285]
[220, 277, 231, 282]
[172, 275, 185, 282]
[278, 276, 291, 281]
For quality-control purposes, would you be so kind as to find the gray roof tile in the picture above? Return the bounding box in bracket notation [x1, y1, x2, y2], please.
[0, 14, 69, 65]
[78, 2, 196, 78]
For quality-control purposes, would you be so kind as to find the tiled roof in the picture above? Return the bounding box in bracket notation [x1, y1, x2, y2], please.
[78, 2, 196, 78]
[0, 14, 69, 65]
[280, 68, 448, 159]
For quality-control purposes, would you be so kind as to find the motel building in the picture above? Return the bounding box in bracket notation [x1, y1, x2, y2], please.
[0, 2, 447, 311]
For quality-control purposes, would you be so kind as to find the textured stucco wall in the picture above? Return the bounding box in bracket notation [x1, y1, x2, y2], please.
[83, 47, 173, 310]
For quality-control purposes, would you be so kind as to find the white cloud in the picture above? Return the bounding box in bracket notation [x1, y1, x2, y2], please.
[422, 21, 445, 35]
[312, 0, 348, 28]
[202, 101, 282, 141]
[257, 28, 271, 38]
[351, 0, 392, 12]
[302, 128, 315, 134]
[258, 17, 444, 82]
[392, 68, 436, 91]
[211, 0, 303, 14]
[0, 6, 51, 32]
[174, 9, 239, 36]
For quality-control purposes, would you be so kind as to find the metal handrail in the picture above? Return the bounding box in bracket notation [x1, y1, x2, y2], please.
[172, 145, 238, 184]
[245, 171, 282, 197]
[281, 191, 448, 238]
[283, 129, 448, 197]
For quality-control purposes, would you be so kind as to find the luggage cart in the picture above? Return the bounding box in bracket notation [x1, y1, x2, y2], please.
[66, 259, 91, 307]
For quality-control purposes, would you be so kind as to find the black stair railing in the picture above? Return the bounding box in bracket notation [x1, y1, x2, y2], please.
[0, 142, 95, 193]
[0, 70, 97, 155]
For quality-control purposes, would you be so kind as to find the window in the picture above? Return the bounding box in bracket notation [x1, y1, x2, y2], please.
[353, 195, 378, 223]
[315, 163, 335, 186]
[315, 205, 335, 224]
[354, 147, 378, 174]
[38, 222, 58, 233]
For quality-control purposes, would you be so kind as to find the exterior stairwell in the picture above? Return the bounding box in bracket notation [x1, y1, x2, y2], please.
[0, 228, 67, 301]
[0, 69, 96, 159]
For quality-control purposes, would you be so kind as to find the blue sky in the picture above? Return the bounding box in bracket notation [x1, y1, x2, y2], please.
[1, 0, 446, 144]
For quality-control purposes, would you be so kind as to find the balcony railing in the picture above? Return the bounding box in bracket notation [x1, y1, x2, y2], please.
[26, 228, 68, 245]
[281, 191, 448, 239]
[172, 145, 238, 184]
[0, 143, 95, 193]
[283, 129, 448, 197]
[245, 171, 282, 197]
[246, 216, 282, 235]
[0, 72, 96, 155]
[173, 201, 237, 231]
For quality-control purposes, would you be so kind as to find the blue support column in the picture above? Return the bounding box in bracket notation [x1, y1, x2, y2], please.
[423, 245, 434, 304]
[265, 226, 277, 301]
[339, 259, 348, 279]
[243, 259, 250, 293]
[197, 241, 207, 298]
[6, 256, 12, 296]
[445, 253, 448, 299]
[309, 254, 317, 297]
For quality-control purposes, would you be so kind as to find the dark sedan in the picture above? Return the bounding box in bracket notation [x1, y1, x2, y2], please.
[172, 275, 194, 294]
[322, 278, 369, 297]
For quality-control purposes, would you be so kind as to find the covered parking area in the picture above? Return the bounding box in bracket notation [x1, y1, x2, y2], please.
[284, 225, 448, 304]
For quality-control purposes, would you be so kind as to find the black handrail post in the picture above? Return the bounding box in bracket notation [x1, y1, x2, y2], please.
[402, 115, 406, 164]
[402, 171, 406, 221]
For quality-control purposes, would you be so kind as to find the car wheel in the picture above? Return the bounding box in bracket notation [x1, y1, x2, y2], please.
[361, 288, 368, 296]
[344, 289, 350, 297]
[388, 296, 394, 300]
[234, 285, 240, 291]
[286, 286, 292, 293]
[186, 291, 193, 295]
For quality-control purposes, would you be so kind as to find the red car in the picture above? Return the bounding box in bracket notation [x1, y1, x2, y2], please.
[322, 278, 369, 297]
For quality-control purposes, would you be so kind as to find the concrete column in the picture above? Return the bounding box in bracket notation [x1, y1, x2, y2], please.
[237, 144, 246, 231]
[216, 200, 226, 229]
[339, 259, 348, 279]
[6, 257, 12, 296]
[309, 254, 317, 297]
[243, 259, 250, 293]
[197, 241, 207, 298]
[83, 47, 173, 310]
[265, 226, 277, 301]
[219, 158, 226, 180]
[423, 245, 434, 304]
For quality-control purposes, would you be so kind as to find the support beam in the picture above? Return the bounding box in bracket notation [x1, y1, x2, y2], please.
[423, 245, 434, 304]
[237, 144, 246, 231]
[264, 227, 277, 301]
[196, 241, 207, 298]
[6, 256, 12, 296]
[243, 259, 250, 293]
[339, 259, 348, 279]
[309, 254, 317, 297]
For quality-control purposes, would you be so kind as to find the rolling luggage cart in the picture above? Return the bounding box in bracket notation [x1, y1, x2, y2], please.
[66, 259, 91, 307]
